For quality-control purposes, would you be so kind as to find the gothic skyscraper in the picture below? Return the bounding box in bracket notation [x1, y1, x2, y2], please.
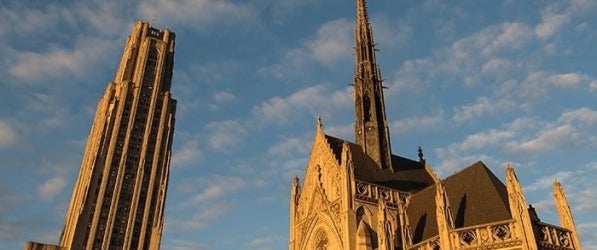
[25, 21, 177, 250]
[288, 0, 582, 249]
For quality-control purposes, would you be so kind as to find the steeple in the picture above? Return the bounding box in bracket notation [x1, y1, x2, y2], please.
[353, 0, 393, 169]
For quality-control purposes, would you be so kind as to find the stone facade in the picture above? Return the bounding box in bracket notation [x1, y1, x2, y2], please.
[25, 21, 176, 250]
[288, 1, 582, 250]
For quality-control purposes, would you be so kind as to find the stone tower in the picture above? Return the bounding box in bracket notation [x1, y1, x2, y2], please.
[288, 1, 582, 249]
[353, 0, 392, 170]
[25, 21, 176, 250]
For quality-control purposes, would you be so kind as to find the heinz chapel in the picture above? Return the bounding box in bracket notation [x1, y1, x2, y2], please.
[287, 0, 582, 250]
[23, 0, 583, 250]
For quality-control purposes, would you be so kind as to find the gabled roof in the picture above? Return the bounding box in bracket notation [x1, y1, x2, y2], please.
[407, 161, 512, 244]
[323, 134, 435, 192]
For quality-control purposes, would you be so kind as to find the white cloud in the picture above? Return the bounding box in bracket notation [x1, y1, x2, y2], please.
[166, 240, 209, 250]
[213, 91, 236, 104]
[460, 130, 516, 152]
[203, 120, 249, 150]
[137, 0, 254, 27]
[325, 123, 354, 140]
[558, 107, 597, 126]
[258, 48, 309, 80]
[535, 12, 570, 40]
[190, 175, 246, 203]
[482, 22, 533, 55]
[267, 137, 309, 157]
[481, 58, 511, 75]
[245, 236, 274, 250]
[171, 138, 201, 168]
[175, 201, 230, 230]
[391, 115, 443, 134]
[265, 0, 319, 24]
[9, 37, 115, 83]
[452, 96, 516, 122]
[451, 22, 532, 59]
[524, 162, 597, 216]
[169, 175, 248, 231]
[306, 19, 353, 65]
[525, 170, 576, 192]
[0, 4, 65, 36]
[433, 154, 499, 177]
[497, 71, 595, 104]
[253, 84, 351, 125]
[370, 16, 413, 48]
[38, 176, 67, 200]
[25, 93, 69, 128]
[506, 108, 597, 154]
[259, 18, 352, 79]
[0, 121, 18, 149]
[389, 22, 533, 92]
[208, 91, 237, 111]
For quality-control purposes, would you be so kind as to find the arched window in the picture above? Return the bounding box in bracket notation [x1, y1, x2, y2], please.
[314, 229, 328, 250]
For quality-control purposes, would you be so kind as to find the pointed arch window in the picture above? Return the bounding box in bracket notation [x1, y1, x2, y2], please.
[363, 95, 371, 122]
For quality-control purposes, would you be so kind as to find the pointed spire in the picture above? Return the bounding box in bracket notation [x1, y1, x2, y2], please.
[435, 183, 453, 248]
[316, 115, 323, 129]
[553, 180, 582, 249]
[353, 0, 393, 170]
[505, 164, 538, 250]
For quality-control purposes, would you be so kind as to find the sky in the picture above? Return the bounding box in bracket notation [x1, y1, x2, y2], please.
[0, 0, 596, 249]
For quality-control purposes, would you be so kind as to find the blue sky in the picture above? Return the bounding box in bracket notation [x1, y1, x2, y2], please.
[1, 0, 596, 249]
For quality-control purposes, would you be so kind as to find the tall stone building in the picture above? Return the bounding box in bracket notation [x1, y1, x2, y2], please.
[25, 21, 177, 250]
[288, 1, 582, 249]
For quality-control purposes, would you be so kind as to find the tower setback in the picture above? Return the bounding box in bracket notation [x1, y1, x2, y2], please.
[25, 21, 177, 250]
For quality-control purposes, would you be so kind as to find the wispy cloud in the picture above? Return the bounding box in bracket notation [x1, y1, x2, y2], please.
[137, 0, 255, 28]
[173, 201, 230, 230]
[9, 37, 115, 83]
[171, 137, 202, 168]
[208, 91, 236, 111]
[435, 107, 597, 175]
[245, 236, 274, 250]
[506, 108, 597, 154]
[391, 114, 443, 134]
[259, 18, 352, 79]
[0, 121, 18, 149]
[452, 97, 516, 123]
[165, 239, 210, 250]
[524, 162, 597, 217]
[188, 175, 246, 204]
[203, 120, 249, 150]
[38, 176, 67, 201]
[535, 2, 571, 40]
[170, 174, 247, 230]
[253, 84, 351, 125]
[306, 19, 352, 65]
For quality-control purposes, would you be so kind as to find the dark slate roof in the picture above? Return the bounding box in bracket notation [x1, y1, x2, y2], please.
[407, 161, 512, 244]
[324, 134, 435, 193]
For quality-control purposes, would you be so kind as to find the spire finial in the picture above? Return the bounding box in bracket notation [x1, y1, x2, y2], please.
[316, 115, 323, 128]
[356, 0, 369, 24]
[418, 146, 425, 164]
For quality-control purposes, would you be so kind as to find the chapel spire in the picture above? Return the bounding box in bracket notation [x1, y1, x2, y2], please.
[353, 0, 393, 169]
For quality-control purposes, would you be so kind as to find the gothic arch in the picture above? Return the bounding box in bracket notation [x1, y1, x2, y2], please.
[356, 205, 375, 226]
[300, 212, 343, 250]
